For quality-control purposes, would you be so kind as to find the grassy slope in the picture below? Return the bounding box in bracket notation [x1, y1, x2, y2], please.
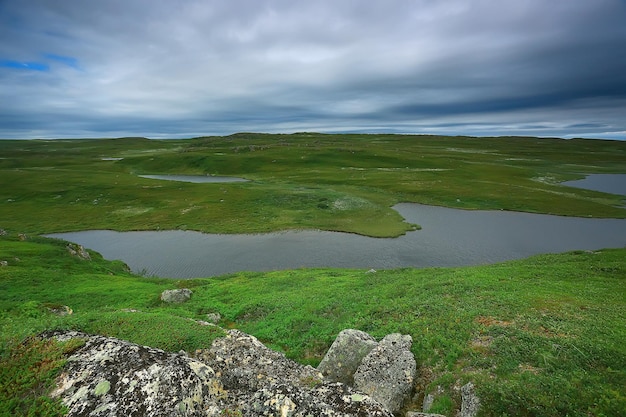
[1, 234, 624, 416]
[0, 134, 624, 237]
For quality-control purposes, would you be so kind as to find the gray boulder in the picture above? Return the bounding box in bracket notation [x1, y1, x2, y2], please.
[318, 328, 378, 385]
[160, 288, 192, 303]
[46, 331, 224, 416]
[354, 333, 417, 414]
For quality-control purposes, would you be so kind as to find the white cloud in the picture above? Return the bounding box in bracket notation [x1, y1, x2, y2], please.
[0, 0, 624, 139]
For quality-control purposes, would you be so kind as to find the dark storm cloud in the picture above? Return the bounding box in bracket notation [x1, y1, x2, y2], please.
[0, 0, 625, 139]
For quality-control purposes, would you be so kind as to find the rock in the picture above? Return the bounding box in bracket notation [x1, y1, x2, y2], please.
[407, 412, 447, 417]
[44, 329, 396, 416]
[318, 329, 378, 385]
[205, 312, 221, 323]
[0, 260, 7, 267]
[46, 305, 73, 316]
[66, 243, 91, 260]
[423, 385, 444, 412]
[18, 233, 27, 241]
[194, 329, 393, 416]
[354, 333, 417, 414]
[160, 288, 192, 303]
[45, 330, 225, 417]
[422, 393, 435, 411]
[195, 329, 323, 393]
[243, 382, 392, 417]
[460, 382, 480, 417]
[0, 228, 6, 236]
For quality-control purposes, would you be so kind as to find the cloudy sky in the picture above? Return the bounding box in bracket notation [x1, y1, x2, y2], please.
[1, 0, 625, 140]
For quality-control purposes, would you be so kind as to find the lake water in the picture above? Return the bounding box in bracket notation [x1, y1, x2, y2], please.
[47, 203, 626, 279]
[562, 174, 626, 196]
[139, 174, 249, 183]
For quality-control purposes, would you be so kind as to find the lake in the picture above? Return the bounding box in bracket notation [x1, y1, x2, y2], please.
[562, 174, 626, 196]
[139, 174, 249, 183]
[47, 202, 626, 279]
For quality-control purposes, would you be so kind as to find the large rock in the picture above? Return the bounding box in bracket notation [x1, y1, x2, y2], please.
[45, 329, 393, 417]
[160, 288, 192, 303]
[318, 329, 378, 385]
[47, 330, 224, 416]
[195, 329, 393, 416]
[354, 333, 417, 414]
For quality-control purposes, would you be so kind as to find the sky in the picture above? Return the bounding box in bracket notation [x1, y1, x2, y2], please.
[1, 0, 625, 140]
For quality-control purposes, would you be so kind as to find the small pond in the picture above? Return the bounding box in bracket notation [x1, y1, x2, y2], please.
[47, 203, 626, 279]
[139, 174, 249, 183]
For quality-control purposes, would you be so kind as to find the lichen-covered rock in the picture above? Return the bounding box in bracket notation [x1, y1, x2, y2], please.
[66, 243, 91, 260]
[354, 333, 417, 414]
[195, 329, 323, 392]
[44, 329, 395, 417]
[318, 329, 378, 385]
[460, 382, 480, 417]
[194, 329, 393, 416]
[160, 288, 192, 303]
[46, 330, 224, 416]
[243, 382, 392, 416]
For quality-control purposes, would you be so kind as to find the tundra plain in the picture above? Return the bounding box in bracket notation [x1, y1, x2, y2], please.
[1, 134, 625, 416]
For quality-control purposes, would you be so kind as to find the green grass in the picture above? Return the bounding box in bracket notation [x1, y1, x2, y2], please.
[1, 234, 624, 416]
[1, 134, 624, 237]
